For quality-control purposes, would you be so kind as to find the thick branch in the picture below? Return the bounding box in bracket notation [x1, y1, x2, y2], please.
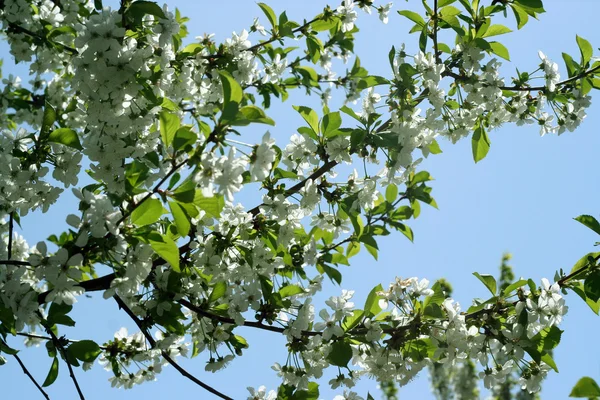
[113, 296, 233, 400]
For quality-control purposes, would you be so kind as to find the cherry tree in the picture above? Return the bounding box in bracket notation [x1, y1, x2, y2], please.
[1, 0, 600, 399]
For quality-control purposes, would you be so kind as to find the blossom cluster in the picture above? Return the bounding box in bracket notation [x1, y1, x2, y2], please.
[0, 0, 597, 399]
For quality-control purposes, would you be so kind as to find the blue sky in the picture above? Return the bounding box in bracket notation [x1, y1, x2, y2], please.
[3, 1, 600, 399]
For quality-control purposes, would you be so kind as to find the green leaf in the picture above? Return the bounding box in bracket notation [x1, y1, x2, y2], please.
[472, 125, 491, 163]
[219, 71, 243, 122]
[150, 234, 180, 272]
[342, 309, 364, 331]
[428, 139, 443, 154]
[47, 128, 82, 150]
[570, 377, 600, 397]
[357, 76, 389, 90]
[340, 105, 363, 122]
[570, 252, 600, 274]
[172, 127, 197, 151]
[419, 24, 428, 53]
[489, 41, 510, 61]
[513, 0, 544, 14]
[481, 24, 512, 38]
[398, 10, 425, 27]
[41, 102, 57, 136]
[364, 284, 384, 317]
[576, 35, 593, 65]
[571, 281, 600, 315]
[473, 272, 497, 295]
[234, 105, 275, 126]
[126, 1, 166, 21]
[511, 4, 529, 29]
[48, 303, 74, 326]
[257, 3, 277, 30]
[326, 341, 352, 367]
[68, 340, 101, 362]
[278, 284, 305, 298]
[385, 184, 398, 203]
[503, 279, 528, 296]
[293, 382, 320, 400]
[169, 201, 190, 237]
[320, 112, 342, 138]
[395, 222, 414, 242]
[295, 66, 319, 86]
[159, 111, 180, 147]
[131, 198, 164, 227]
[194, 192, 225, 219]
[584, 270, 600, 302]
[574, 215, 600, 235]
[293, 105, 320, 136]
[208, 281, 227, 303]
[42, 357, 59, 387]
[563, 52, 579, 78]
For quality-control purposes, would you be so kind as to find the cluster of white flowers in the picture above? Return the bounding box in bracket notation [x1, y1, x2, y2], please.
[0, 1, 596, 399]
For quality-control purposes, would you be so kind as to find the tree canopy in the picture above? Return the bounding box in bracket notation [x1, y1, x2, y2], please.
[1, 0, 600, 399]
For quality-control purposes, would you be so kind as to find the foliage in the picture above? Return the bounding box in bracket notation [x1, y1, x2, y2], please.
[0, 0, 600, 399]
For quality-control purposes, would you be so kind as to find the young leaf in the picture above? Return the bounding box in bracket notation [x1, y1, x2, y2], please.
[131, 198, 164, 227]
[482, 24, 512, 38]
[326, 341, 353, 367]
[320, 111, 342, 138]
[172, 127, 197, 152]
[42, 357, 59, 387]
[257, 3, 277, 30]
[48, 128, 83, 150]
[397, 10, 426, 27]
[473, 272, 497, 295]
[570, 377, 600, 397]
[68, 340, 101, 362]
[159, 111, 180, 147]
[576, 35, 593, 65]
[208, 281, 227, 303]
[150, 234, 180, 272]
[574, 215, 600, 235]
[363, 284, 384, 317]
[219, 71, 243, 122]
[489, 41, 510, 61]
[278, 284, 305, 298]
[169, 201, 191, 237]
[292, 105, 320, 136]
[472, 125, 491, 163]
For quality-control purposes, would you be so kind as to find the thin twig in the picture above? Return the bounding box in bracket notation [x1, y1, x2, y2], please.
[38, 313, 85, 400]
[7, 212, 14, 260]
[113, 296, 233, 400]
[433, 0, 440, 64]
[5, 22, 77, 54]
[16, 332, 109, 350]
[115, 158, 188, 226]
[0, 260, 29, 266]
[10, 347, 51, 400]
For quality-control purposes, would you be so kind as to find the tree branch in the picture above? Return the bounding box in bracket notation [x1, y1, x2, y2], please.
[115, 158, 188, 226]
[5, 22, 77, 55]
[10, 346, 51, 400]
[38, 313, 85, 400]
[433, 0, 440, 64]
[113, 296, 233, 400]
[7, 212, 14, 260]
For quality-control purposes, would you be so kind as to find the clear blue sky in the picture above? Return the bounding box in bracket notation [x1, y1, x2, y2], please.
[3, 1, 600, 399]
